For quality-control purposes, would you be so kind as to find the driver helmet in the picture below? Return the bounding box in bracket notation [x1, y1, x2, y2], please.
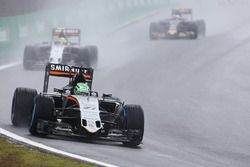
[58, 37, 67, 44]
[74, 82, 90, 95]
[57, 31, 67, 44]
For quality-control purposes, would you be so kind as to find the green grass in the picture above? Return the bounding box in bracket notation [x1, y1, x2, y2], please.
[0, 137, 94, 167]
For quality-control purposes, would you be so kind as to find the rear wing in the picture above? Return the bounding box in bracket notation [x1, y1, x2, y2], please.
[172, 8, 192, 15]
[52, 28, 81, 37]
[43, 63, 94, 93]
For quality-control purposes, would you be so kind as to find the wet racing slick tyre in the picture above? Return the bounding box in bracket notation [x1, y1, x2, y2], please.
[61, 54, 71, 65]
[196, 20, 206, 37]
[23, 45, 37, 70]
[61, 51, 72, 65]
[75, 47, 90, 67]
[122, 104, 144, 147]
[87, 45, 98, 68]
[190, 23, 198, 40]
[11, 87, 37, 126]
[29, 95, 55, 136]
[149, 22, 158, 40]
[177, 22, 187, 34]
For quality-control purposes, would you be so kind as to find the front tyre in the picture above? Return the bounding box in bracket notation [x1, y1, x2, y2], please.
[122, 104, 144, 147]
[149, 22, 158, 40]
[190, 23, 198, 40]
[11, 88, 37, 126]
[23, 45, 37, 70]
[29, 95, 55, 136]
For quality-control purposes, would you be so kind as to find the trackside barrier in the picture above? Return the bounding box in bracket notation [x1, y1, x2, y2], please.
[217, 0, 249, 4]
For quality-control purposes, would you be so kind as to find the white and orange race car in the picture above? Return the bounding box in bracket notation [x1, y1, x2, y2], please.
[23, 28, 98, 70]
[11, 63, 144, 147]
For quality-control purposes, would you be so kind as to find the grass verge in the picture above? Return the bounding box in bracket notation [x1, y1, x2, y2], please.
[0, 137, 94, 167]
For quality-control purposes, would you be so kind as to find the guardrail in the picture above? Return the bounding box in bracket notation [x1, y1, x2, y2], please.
[217, 0, 249, 4]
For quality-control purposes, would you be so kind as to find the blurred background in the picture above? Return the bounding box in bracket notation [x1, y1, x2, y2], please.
[0, 0, 172, 58]
[0, 0, 247, 60]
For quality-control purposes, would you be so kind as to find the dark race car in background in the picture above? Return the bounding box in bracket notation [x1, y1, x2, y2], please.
[23, 28, 98, 70]
[11, 63, 144, 147]
[149, 8, 206, 40]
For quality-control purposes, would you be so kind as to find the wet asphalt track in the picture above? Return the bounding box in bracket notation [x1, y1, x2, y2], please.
[1, 5, 250, 167]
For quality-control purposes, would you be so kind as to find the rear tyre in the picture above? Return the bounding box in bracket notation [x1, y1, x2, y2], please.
[29, 95, 55, 136]
[23, 46, 37, 70]
[75, 47, 90, 67]
[196, 20, 206, 37]
[61, 53, 72, 65]
[122, 105, 144, 147]
[87, 45, 98, 68]
[11, 88, 37, 126]
[190, 23, 198, 40]
[149, 22, 158, 40]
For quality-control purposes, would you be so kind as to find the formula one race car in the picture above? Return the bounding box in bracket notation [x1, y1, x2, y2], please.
[11, 63, 144, 147]
[23, 28, 98, 70]
[149, 8, 206, 40]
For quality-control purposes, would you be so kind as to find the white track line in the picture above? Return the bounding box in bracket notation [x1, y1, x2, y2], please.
[0, 128, 118, 167]
[107, 8, 164, 36]
[0, 62, 21, 70]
